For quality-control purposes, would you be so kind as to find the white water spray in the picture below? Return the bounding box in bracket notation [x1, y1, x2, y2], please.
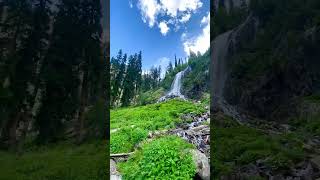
[158, 66, 190, 102]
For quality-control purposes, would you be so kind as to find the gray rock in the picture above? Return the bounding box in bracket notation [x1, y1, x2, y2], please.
[110, 159, 120, 175]
[311, 156, 320, 168]
[190, 149, 210, 180]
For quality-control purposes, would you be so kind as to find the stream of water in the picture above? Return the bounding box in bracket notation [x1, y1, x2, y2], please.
[158, 66, 190, 102]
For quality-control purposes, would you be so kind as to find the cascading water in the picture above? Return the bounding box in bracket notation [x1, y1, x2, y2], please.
[158, 66, 190, 102]
[212, 31, 232, 98]
[211, 15, 258, 123]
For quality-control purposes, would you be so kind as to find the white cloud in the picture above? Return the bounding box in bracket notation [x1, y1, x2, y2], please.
[137, 0, 203, 35]
[158, 57, 170, 78]
[158, 21, 170, 36]
[200, 12, 210, 26]
[181, 32, 187, 40]
[138, 0, 161, 27]
[142, 69, 150, 75]
[183, 12, 210, 56]
[179, 13, 191, 23]
[159, 0, 203, 17]
[150, 57, 170, 78]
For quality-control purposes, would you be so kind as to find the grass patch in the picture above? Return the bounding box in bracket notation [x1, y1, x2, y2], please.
[110, 99, 205, 153]
[303, 93, 320, 103]
[118, 136, 196, 179]
[290, 113, 320, 137]
[213, 118, 305, 178]
[0, 141, 107, 180]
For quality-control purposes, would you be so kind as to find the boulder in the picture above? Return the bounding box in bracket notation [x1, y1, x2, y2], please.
[110, 159, 122, 180]
[190, 149, 210, 180]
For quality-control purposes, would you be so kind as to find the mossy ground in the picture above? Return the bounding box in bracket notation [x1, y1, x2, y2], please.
[0, 141, 107, 180]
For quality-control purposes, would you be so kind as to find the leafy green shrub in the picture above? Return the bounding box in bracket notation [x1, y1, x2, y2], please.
[110, 99, 205, 154]
[119, 136, 196, 179]
[110, 127, 148, 153]
[111, 99, 204, 130]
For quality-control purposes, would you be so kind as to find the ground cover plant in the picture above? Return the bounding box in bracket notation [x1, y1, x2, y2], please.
[0, 141, 107, 180]
[118, 136, 196, 180]
[212, 115, 306, 178]
[110, 99, 205, 153]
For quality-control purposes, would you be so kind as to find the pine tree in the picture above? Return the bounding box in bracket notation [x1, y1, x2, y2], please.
[135, 51, 142, 92]
[0, 0, 34, 148]
[167, 62, 173, 74]
[174, 54, 177, 68]
[121, 55, 135, 106]
[36, 0, 103, 142]
[110, 50, 122, 105]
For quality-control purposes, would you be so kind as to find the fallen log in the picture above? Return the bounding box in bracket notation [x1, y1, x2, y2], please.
[110, 152, 134, 158]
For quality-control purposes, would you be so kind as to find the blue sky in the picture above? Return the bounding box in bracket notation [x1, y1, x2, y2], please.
[111, 0, 210, 76]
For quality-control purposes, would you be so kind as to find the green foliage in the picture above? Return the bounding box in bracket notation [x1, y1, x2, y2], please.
[182, 51, 210, 99]
[111, 50, 146, 107]
[213, 117, 305, 178]
[212, 2, 248, 39]
[0, 141, 107, 180]
[118, 136, 196, 179]
[303, 93, 320, 103]
[110, 127, 148, 153]
[289, 113, 320, 137]
[137, 88, 165, 106]
[161, 63, 188, 90]
[110, 99, 205, 153]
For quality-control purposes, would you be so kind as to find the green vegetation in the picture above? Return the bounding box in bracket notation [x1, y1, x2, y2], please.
[213, 115, 306, 178]
[118, 136, 196, 180]
[110, 99, 205, 153]
[137, 88, 165, 106]
[161, 63, 188, 91]
[212, 1, 248, 39]
[212, 0, 320, 178]
[0, 0, 106, 146]
[0, 141, 107, 180]
[304, 93, 320, 103]
[111, 127, 148, 153]
[110, 50, 142, 107]
[290, 114, 320, 137]
[182, 51, 210, 99]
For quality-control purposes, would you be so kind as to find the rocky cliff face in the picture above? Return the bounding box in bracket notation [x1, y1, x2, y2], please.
[211, 0, 320, 121]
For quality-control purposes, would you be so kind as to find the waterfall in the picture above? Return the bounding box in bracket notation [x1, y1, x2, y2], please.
[211, 15, 258, 124]
[158, 66, 190, 102]
[211, 31, 244, 123]
[212, 31, 232, 98]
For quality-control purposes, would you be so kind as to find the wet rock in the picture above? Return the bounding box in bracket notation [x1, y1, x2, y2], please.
[190, 149, 210, 180]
